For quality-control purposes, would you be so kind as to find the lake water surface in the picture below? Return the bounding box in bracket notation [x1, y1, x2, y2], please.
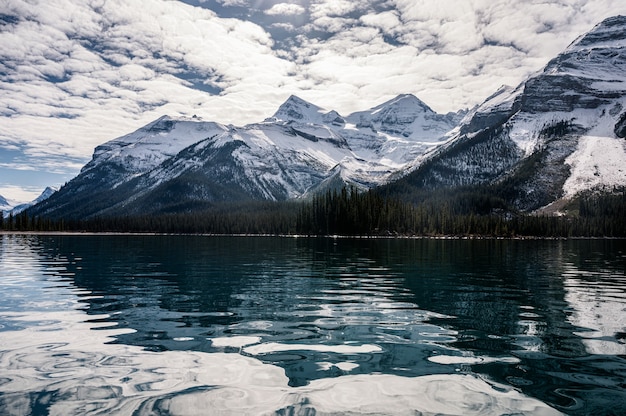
[1, 234, 625, 415]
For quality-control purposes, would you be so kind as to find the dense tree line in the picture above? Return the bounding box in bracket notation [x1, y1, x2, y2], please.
[296, 187, 626, 237]
[296, 187, 404, 235]
[2, 187, 625, 237]
[0, 211, 67, 232]
[1, 201, 299, 235]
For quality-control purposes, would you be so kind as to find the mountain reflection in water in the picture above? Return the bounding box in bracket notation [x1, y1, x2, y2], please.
[0, 235, 624, 415]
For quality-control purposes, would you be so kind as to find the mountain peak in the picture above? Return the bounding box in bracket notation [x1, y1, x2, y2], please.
[283, 94, 314, 106]
[344, 93, 455, 140]
[545, 15, 626, 75]
[140, 115, 179, 134]
[402, 14, 626, 211]
[2, 186, 57, 217]
[385, 94, 433, 112]
[521, 14, 626, 114]
[34, 187, 57, 204]
[567, 15, 626, 51]
[272, 95, 328, 123]
[363, 94, 435, 117]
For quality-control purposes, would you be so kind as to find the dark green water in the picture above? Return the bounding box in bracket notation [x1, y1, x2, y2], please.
[1, 235, 625, 415]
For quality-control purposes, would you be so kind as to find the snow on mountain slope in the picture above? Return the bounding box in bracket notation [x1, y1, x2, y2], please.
[346, 94, 458, 140]
[509, 15, 626, 204]
[549, 15, 626, 84]
[239, 96, 461, 193]
[563, 116, 626, 198]
[341, 95, 461, 168]
[123, 119, 398, 206]
[8, 187, 57, 216]
[2, 187, 57, 217]
[397, 15, 626, 211]
[83, 116, 229, 179]
[30, 93, 459, 218]
[270, 94, 461, 162]
[0, 194, 11, 213]
[270, 95, 338, 125]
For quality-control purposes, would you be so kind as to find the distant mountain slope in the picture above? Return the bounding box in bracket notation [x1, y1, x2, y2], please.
[0, 194, 11, 213]
[1, 188, 56, 217]
[388, 15, 626, 212]
[8, 187, 57, 216]
[29, 94, 459, 218]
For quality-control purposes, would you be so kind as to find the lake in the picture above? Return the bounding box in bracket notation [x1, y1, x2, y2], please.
[0, 234, 625, 415]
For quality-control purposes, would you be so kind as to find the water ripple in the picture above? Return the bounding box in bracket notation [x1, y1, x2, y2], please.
[2, 235, 626, 414]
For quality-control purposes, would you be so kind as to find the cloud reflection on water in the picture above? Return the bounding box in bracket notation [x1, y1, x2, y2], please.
[0, 234, 566, 415]
[0, 310, 561, 415]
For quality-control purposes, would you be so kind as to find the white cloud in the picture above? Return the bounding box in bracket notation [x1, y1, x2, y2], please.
[216, 0, 249, 6]
[0, 0, 296, 167]
[294, 0, 626, 113]
[310, 0, 362, 18]
[359, 11, 402, 36]
[306, 16, 357, 33]
[270, 22, 298, 32]
[0, 163, 37, 172]
[265, 3, 305, 16]
[0, 185, 43, 204]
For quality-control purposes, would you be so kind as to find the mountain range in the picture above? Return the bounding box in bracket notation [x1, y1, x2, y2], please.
[27, 16, 626, 220]
[1, 187, 57, 218]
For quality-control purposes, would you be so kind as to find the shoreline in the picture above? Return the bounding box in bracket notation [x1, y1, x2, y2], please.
[1, 230, 624, 240]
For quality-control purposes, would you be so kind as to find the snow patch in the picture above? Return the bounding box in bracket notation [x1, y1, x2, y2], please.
[563, 135, 626, 197]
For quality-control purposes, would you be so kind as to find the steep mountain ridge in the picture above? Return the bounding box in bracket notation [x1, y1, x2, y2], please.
[392, 15, 626, 212]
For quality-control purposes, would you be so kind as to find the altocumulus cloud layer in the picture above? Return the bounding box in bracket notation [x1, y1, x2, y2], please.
[0, 0, 624, 201]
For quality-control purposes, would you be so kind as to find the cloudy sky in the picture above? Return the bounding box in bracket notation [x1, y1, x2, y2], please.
[0, 0, 624, 203]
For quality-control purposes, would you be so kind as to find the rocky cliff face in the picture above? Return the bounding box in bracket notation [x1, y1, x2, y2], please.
[522, 16, 625, 113]
[398, 15, 626, 212]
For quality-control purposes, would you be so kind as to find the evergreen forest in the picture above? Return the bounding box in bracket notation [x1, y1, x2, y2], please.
[2, 186, 625, 237]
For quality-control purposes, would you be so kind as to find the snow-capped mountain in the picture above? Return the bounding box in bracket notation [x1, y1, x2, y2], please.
[27, 16, 626, 219]
[29, 94, 460, 218]
[268, 95, 344, 126]
[7, 187, 57, 216]
[0, 194, 11, 213]
[1, 187, 56, 217]
[346, 94, 461, 139]
[395, 15, 626, 212]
